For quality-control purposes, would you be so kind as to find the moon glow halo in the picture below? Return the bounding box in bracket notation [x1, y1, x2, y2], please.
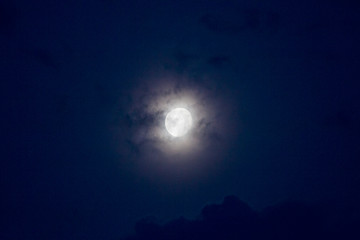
[165, 108, 192, 137]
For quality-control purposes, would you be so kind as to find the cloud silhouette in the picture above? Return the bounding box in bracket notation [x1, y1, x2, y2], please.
[123, 195, 359, 240]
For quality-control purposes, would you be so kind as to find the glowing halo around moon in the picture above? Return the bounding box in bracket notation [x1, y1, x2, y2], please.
[165, 108, 193, 137]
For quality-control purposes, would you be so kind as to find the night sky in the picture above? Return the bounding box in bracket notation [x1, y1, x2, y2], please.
[1, 0, 360, 239]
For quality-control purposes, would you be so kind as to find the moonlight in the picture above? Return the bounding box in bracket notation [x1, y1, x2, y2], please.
[165, 108, 192, 137]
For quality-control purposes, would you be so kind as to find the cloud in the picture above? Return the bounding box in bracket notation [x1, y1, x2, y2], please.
[207, 55, 230, 67]
[123, 195, 359, 240]
[323, 106, 359, 132]
[21, 47, 60, 70]
[110, 65, 243, 184]
[200, 9, 281, 35]
[113, 70, 240, 161]
[119, 78, 214, 152]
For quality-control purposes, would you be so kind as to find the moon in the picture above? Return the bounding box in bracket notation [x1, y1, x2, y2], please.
[165, 108, 193, 137]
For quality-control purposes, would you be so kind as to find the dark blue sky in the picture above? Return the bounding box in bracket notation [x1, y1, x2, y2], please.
[1, 0, 360, 239]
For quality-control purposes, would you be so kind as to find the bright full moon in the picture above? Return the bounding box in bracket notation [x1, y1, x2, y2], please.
[165, 108, 192, 137]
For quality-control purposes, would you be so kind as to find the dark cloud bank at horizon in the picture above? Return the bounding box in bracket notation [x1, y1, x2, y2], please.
[124, 195, 359, 240]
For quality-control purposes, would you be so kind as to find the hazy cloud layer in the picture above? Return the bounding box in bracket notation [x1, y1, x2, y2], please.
[114, 71, 241, 171]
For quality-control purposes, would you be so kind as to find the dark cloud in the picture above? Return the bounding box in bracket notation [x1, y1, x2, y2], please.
[200, 13, 246, 35]
[170, 52, 198, 73]
[22, 47, 59, 70]
[124, 195, 359, 240]
[200, 9, 281, 35]
[326, 110, 354, 129]
[320, 99, 360, 136]
[207, 55, 230, 67]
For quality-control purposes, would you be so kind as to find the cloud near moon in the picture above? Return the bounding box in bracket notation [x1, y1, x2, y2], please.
[113, 71, 241, 178]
